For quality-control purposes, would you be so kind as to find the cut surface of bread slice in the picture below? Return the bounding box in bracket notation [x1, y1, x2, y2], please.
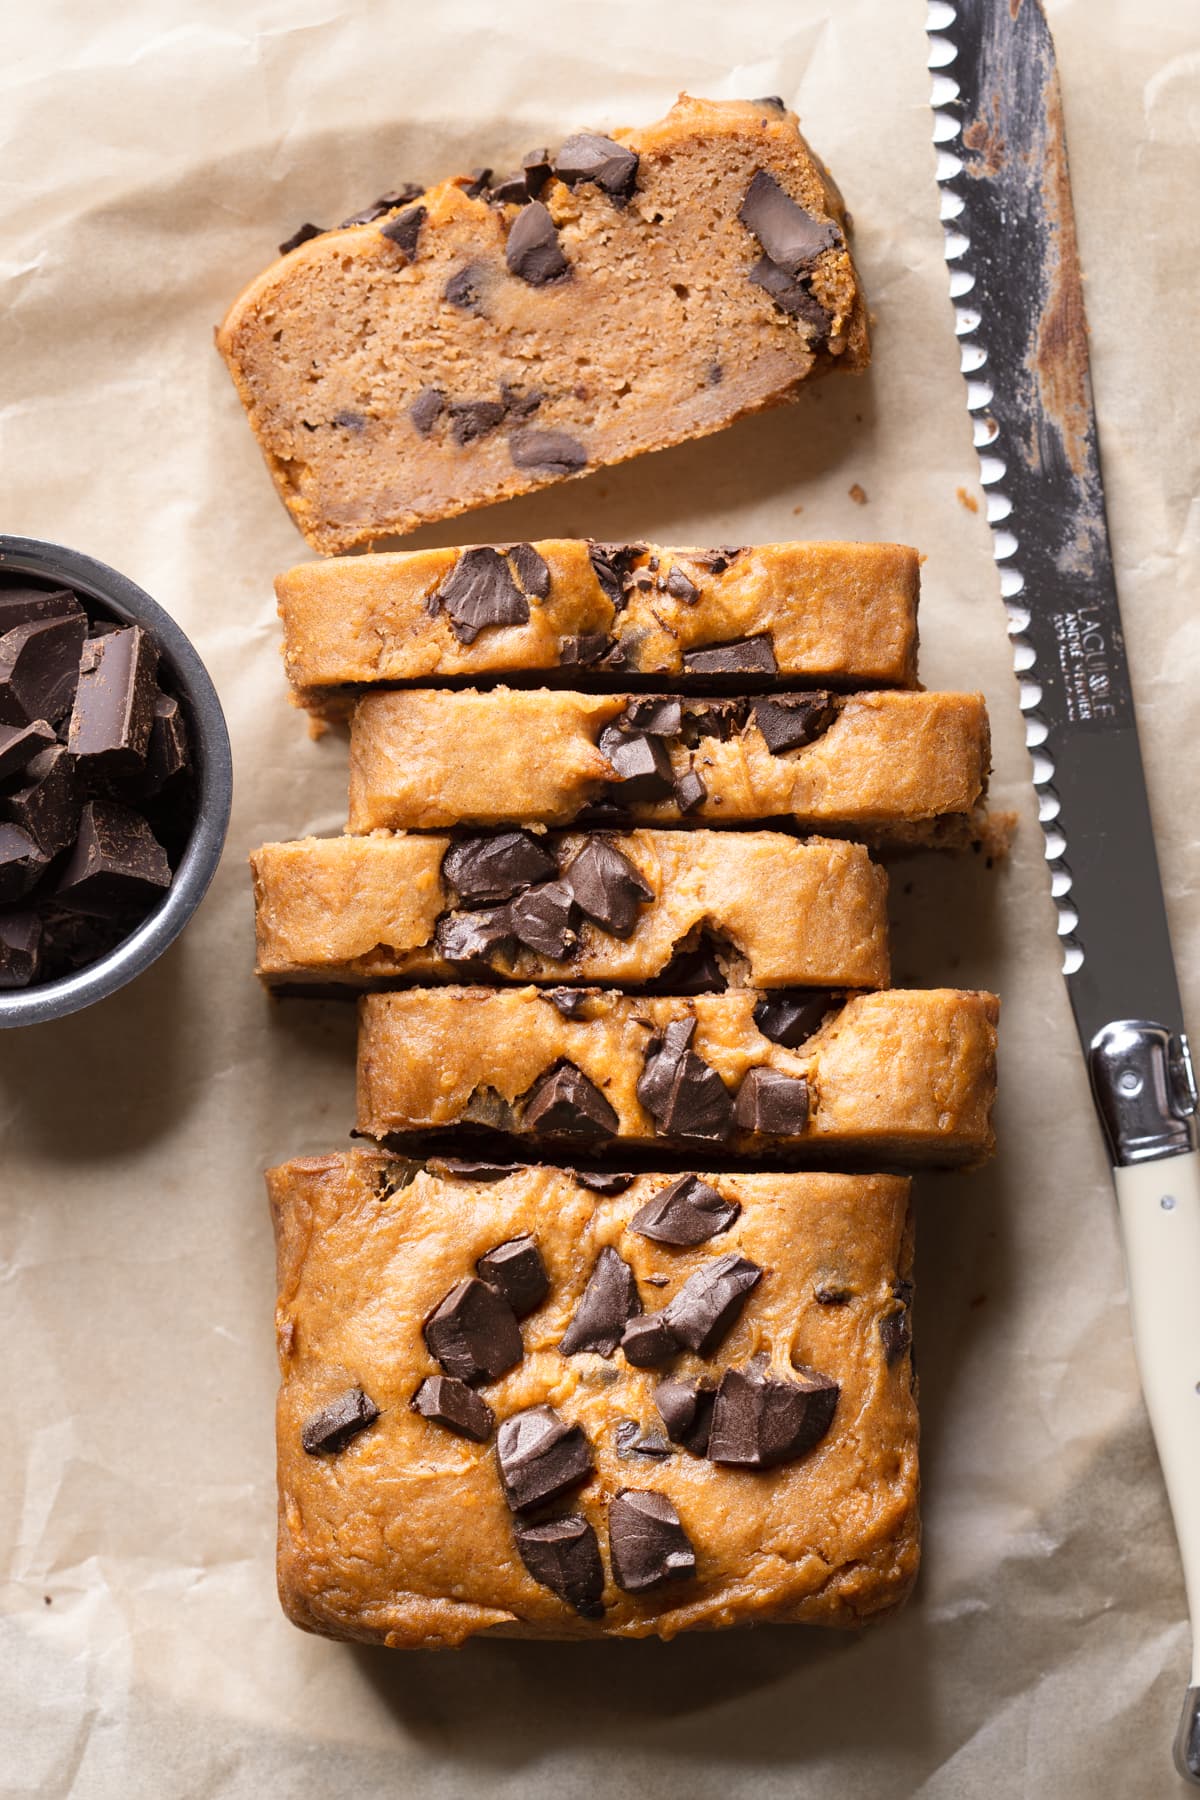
[218, 96, 868, 552]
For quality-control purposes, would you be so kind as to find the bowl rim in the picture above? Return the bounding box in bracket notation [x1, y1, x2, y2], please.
[0, 536, 233, 1027]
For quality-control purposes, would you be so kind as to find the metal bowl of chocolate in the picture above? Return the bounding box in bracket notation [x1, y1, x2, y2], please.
[0, 537, 232, 1026]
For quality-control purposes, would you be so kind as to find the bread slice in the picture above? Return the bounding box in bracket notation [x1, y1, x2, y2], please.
[217, 96, 868, 553]
[275, 540, 919, 709]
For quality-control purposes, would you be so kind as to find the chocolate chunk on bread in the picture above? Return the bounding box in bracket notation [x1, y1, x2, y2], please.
[217, 97, 868, 553]
[268, 1152, 917, 1643]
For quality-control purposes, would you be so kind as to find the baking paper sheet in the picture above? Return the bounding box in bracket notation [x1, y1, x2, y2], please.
[2, 0, 1198, 1792]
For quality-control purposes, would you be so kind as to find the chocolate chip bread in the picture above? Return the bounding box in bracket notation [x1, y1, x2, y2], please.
[276, 540, 920, 708]
[218, 97, 868, 553]
[347, 687, 990, 840]
[251, 828, 889, 992]
[356, 987, 998, 1166]
[269, 1152, 918, 1643]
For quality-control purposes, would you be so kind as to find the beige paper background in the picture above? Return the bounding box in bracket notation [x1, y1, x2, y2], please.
[2, 0, 1198, 1792]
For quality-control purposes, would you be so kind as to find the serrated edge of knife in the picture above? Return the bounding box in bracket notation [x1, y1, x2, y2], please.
[926, 1, 1082, 977]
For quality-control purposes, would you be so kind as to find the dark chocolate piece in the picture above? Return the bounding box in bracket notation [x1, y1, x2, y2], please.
[67, 626, 159, 772]
[339, 185, 424, 227]
[815, 1284, 853, 1305]
[737, 169, 839, 275]
[444, 264, 486, 310]
[489, 169, 532, 205]
[521, 148, 553, 195]
[0, 911, 41, 988]
[435, 906, 515, 964]
[547, 986, 590, 1019]
[411, 1374, 494, 1442]
[636, 1018, 735, 1143]
[55, 800, 170, 917]
[673, 768, 706, 813]
[664, 567, 700, 603]
[434, 1157, 521, 1180]
[0, 824, 47, 904]
[434, 548, 530, 644]
[680, 698, 748, 744]
[572, 1169, 635, 1195]
[3, 746, 79, 858]
[662, 1253, 763, 1355]
[681, 635, 778, 678]
[497, 1404, 594, 1511]
[423, 1276, 523, 1385]
[332, 411, 366, 431]
[509, 429, 588, 474]
[752, 693, 838, 754]
[508, 543, 552, 600]
[509, 880, 577, 959]
[278, 222, 325, 256]
[462, 168, 493, 200]
[142, 692, 190, 795]
[629, 1175, 739, 1246]
[380, 204, 426, 257]
[620, 1313, 679, 1369]
[697, 547, 745, 575]
[0, 718, 55, 781]
[410, 387, 445, 435]
[0, 613, 87, 727]
[0, 586, 81, 632]
[559, 1246, 641, 1357]
[748, 256, 831, 331]
[300, 1387, 379, 1454]
[597, 724, 674, 799]
[654, 1377, 716, 1454]
[462, 1086, 517, 1130]
[608, 1489, 695, 1592]
[561, 837, 652, 937]
[514, 1513, 604, 1616]
[523, 1061, 619, 1138]
[477, 1236, 550, 1317]
[733, 1066, 810, 1136]
[449, 400, 507, 446]
[615, 1419, 673, 1459]
[755, 95, 788, 113]
[505, 201, 569, 285]
[707, 1363, 839, 1467]
[443, 830, 555, 904]
[499, 382, 543, 420]
[587, 543, 642, 607]
[752, 991, 834, 1048]
[559, 633, 610, 667]
[621, 696, 682, 737]
[880, 1305, 913, 1365]
[643, 936, 729, 996]
[553, 133, 639, 202]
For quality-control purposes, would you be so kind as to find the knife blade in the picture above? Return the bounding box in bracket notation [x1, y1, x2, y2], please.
[927, 0, 1200, 1780]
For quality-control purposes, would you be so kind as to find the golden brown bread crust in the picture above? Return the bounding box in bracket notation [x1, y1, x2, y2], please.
[355, 987, 999, 1166]
[250, 829, 890, 991]
[269, 1153, 918, 1644]
[346, 687, 991, 835]
[275, 540, 920, 701]
[217, 97, 869, 553]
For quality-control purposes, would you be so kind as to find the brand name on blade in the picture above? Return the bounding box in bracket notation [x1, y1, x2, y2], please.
[1052, 605, 1131, 729]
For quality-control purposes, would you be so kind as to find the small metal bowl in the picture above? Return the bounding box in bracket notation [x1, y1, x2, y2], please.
[0, 537, 233, 1027]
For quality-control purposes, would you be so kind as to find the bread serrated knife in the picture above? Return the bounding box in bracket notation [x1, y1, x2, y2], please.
[927, 0, 1200, 1780]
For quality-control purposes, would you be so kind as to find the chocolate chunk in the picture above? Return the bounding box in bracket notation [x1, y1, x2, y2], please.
[462, 1086, 517, 1130]
[505, 201, 569, 286]
[0, 613, 87, 727]
[449, 400, 507, 446]
[664, 567, 700, 603]
[620, 1313, 680, 1369]
[681, 635, 778, 678]
[554, 133, 639, 202]
[142, 692, 190, 795]
[561, 837, 652, 937]
[278, 222, 325, 256]
[644, 936, 729, 996]
[509, 429, 587, 474]
[752, 693, 838, 754]
[630, 1175, 739, 1246]
[621, 696, 682, 736]
[572, 1168, 635, 1194]
[752, 991, 834, 1048]
[608, 1489, 695, 1592]
[880, 1305, 913, 1365]
[815, 1284, 853, 1305]
[489, 169, 531, 204]
[748, 256, 831, 332]
[655, 1377, 716, 1454]
[559, 1246, 641, 1357]
[56, 800, 170, 917]
[0, 911, 41, 988]
[435, 548, 530, 644]
[3, 746, 78, 858]
[497, 1404, 594, 1511]
[523, 1060, 619, 1137]
[733, 1066, 810, 1136]
[697, 547, 745, 575]
[615, 1419, 673, 1458]
[547, 986, 590, 1019]
[680, 698, 748, 744]
[559, 633, 610, 667]
[444, 264, 485, 310]
[434, 1157, 520, 1180]
[755, 95, 788, 113]
[508, 543, 551, 600]
[410, 387, 445, 435]
[443, 830, 555, 904]
[340, 185, 424, 227]
[499, 382, 543, 420]
[587, 543, 642, 607]
[423, 1276, 523, 1385]
[662, 1253, 763, 1355]
[707, 1364, 839, 1467]
[509, 881, 577, 958]
[477, 1236, 549, 1316]
[738, 169, 840, 274]
[514, 1513, 604, 1616]
[597, 724, 674, 799]
[0, 586, 81, 632]
[636, 1018, 735, 1143]
[67, 626, 159, 772]
[380, 203, 426, 257]
[0, 824, 47, 903]
[300, 1387, 379, 1454]
[0, 718, 55, 782]
[462, 168, 493, 200]
[673, 768, 706, 814]
[411, 1374, 494, 1442]
[522, 148, 553, 195]
[435, 906, 515, 965]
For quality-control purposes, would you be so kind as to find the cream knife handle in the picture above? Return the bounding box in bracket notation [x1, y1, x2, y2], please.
[1114, 1152, 1200, 1782]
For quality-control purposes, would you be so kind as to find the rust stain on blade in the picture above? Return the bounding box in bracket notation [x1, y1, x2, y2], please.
[1030, 68, 1093, 487]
